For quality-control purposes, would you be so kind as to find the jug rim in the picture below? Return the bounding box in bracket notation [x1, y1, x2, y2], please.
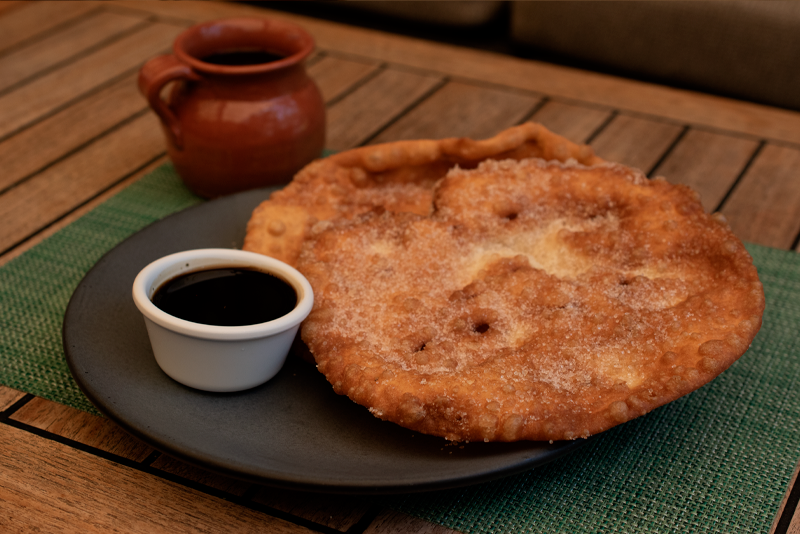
[173, 17, 315, 75]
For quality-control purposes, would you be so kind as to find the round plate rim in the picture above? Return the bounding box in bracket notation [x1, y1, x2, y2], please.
[63, 187, 588, 494]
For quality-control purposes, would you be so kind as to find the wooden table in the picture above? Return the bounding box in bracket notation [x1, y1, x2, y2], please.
[2, 2, 800, 532]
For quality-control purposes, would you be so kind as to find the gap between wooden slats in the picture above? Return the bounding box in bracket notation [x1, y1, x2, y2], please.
[149, 454, 252, 496]
[530, 100, 613, 145]
[6, 394, 379, 533]
[0, 21, 182, 141]
[589, 114, 684, 174]
[325, 67, 443, 152]
[0, 1, 98, 54]
[0, 10, 146, 94]
[721, 144, 800, 250]
[0, 72, 148, 193]
[99, 0, 800, 147]
[0, 424, 313, 534]
[0, 385, 26, 411]
[369, 81, 541, 144]
[10, 397, 152, 462]
[0, 112, 165, 256]
[770, 458, 800, 534]
[651, 129, 760, 213]
[252, 487, 373, 532]
[308, 54, 382, 105]
[0, 155, 167, 268]
[364, 510, 462, 534]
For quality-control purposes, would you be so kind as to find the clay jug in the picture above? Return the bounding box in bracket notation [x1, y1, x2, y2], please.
[138, 18, 325, 198]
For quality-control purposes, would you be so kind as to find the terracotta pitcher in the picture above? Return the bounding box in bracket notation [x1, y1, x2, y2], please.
[138, 18, 325, 198]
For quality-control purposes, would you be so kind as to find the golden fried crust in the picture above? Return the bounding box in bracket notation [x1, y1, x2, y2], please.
[243, 123, 602, 265]
[296, 158, 765, 442]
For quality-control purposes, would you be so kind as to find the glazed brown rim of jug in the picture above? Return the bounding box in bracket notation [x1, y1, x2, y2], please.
[173, 17, 315, 76]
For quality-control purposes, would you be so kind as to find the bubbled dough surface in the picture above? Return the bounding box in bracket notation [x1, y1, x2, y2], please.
[243, 123, 602, 266]
[297, 158, 765, 442]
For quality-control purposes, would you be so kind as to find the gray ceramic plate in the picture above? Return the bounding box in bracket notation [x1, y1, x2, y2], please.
[63, 187, 585, 494]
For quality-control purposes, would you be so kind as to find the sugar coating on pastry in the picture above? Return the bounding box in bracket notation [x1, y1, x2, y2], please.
[244, 122, 602, 266]
[296, 158, 765, 442]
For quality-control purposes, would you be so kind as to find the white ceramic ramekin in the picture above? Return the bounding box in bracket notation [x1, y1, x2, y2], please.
[132, 248, 313, 392]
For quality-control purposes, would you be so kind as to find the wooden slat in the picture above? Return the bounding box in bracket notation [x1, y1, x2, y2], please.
[0, 155, 168, 268]
[0, 1, 97, 54]
[325, 67, 442, 151]
[370, 80, 540, 143]
[0, 10, 145, 93]
[113, 1, 800, 147]
[719, 144, 800, 250]
[252, 486, 371, 532]
[0, 21, 182, 140]
[151, 455, 252, 496]
[589, 114, 684, 173]
[0, 72, 148, 192]
[0, 385, 25, 411]
[10, 397, 153, 462]
[0, 424, 312, 533]
[770, 460, 800, 534]
[651, 129, 759, 213]
[530, 100, 612, 145]
[308, 54, 381, 104]
[0, 112, 165, 253]
[293, 12, 800, 148]
[0, 2, 26, 17]
[364, 510, 461, 534]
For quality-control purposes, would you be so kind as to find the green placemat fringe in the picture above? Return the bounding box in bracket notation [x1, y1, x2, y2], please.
[1, 163, 799, 533]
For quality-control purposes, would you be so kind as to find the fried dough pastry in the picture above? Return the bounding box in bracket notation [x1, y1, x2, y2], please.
[244, 122, 602, 265]
[297, 158, 765, 442]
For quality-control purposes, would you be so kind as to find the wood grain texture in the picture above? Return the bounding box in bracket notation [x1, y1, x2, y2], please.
[296, 13, 800, 147]
[0, 424, 313, 533]
[0, 4, 797, 533]
[530, 100, 612, 144]
[770, 459, 800, 534]
[790, 515, 800, 534]
[720, 144, 800, 250]
[651, 129, 759, 213]
[0, 10, 145, 93]
[0, 1, 97, 54]
[151, 454, 252, 496]
[590, 114, 684, 173]
[0, 155, 168, 268]
[370, 80, 540, 143]
[308, 54, 381, 104]
[0, 21, 181, 140]
[0, 385, 25, 411]
[0, 72, 148, 192]
[114, 0, 800, 146]
[325, 67, 443, 151]
[253, 486, 372, 532]
[10, 397, 153, 462]
[0, 2, 25, 16]
[0, 112, 165, 253]
[364, 510, 461, 534]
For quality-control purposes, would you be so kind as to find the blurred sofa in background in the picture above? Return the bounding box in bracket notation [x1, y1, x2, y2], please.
[267, 1, 800, 111]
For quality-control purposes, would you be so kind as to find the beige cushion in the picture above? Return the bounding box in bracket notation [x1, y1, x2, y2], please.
[336, 1, 504, 27]
[510, 1, 800, 110]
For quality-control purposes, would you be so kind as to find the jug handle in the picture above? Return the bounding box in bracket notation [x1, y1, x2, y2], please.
[138, 55, 201, 150]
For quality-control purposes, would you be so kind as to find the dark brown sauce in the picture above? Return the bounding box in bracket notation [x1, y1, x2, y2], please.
[200, 50, 285, 66]
[152, 268, 296, 326]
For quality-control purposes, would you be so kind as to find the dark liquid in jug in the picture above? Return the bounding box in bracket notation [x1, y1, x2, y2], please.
[200, 50, 285, 66]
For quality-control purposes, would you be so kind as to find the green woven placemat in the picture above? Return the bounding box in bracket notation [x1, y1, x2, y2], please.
[390, 244, 800, 534]
[1, 163, 798, 533]
[0, 164, 202, 413]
